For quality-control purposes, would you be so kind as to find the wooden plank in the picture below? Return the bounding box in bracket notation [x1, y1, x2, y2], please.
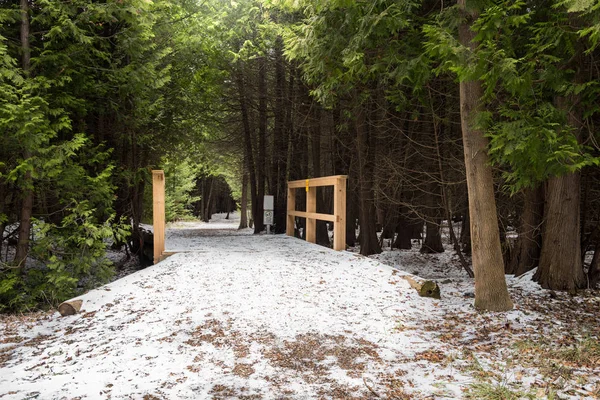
[286, 187, 296, 237]
[152, 170, 166, 264]
[288, 175, 348, 189]
[287, 210, 337, 222]
[333, 176, 347, 251]
[306, 186, 316, 243]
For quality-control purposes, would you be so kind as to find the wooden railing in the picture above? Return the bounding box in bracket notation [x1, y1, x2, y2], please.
[152, 170, 166, 264]
[286, 175, 348, 251]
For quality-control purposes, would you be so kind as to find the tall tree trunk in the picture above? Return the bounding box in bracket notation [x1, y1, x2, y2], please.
[310, 107, 330, 246]
[255, 57, 267, 233]
[460, 205, 471, 254]
[355, 99, 381, 256]
[458, 0, 513, 311]
[508, 186, 544, 276]
[393, 215, 412, 249]
[236, 69, 258, 232]
[239, 168, 248, 229]
[0, 180, 6, 260]
[535, 172, 585, 289]
[272, 37, 288, 234]
[14, 0, 33, 269]
[535, 62, 586, 290]
[420, 217, 444, 253]
[588, 239, 600, 288]
[204, 178, 214, 222]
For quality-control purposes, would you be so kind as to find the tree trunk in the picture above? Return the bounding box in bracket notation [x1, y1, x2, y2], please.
[588, 240, 600, 288]
[420, 218, 444, 253]
[272, 37, 288, 234]
[345, 183, 358, 247]
[0, 181, 6, 260]
[535, 173, 585, 290]
[310, 107, 330, 246]
[239, 171, 248, 230]
[460, 207, 471, 254]
[255, 57, 267, 234]
[236, 69, 258, 232]
[355, 100, 381, 256]
[204, 178, 214, 222]
[458, 0, 513, 311]
[393, 215, 412, 250]
[534, 89, 586, 290]
[14, 0, 33, 269]
[508, 186, 544, 276]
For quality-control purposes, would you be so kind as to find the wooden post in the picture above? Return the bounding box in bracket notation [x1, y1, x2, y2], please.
[153, 170, 166, 264]
[286, 187, 295, 236]
[333, 176, 347, 251]
[306, 182, 316, 244]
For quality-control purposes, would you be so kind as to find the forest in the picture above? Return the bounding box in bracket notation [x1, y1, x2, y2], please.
[0, 0, 599, 313]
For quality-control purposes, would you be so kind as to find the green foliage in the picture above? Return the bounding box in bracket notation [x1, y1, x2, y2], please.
[163, 158, 201, 222]
[0, 208, 128, 312]
[424, 0, 600, 192]
[0, 132, 127, 312]
[483, 104, 599, 192]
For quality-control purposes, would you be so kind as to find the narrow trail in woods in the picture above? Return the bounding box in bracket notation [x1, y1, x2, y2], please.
[1, 214, 599, 399]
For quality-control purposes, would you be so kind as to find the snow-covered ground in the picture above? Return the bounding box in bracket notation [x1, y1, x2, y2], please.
[1, 215, 599, 399]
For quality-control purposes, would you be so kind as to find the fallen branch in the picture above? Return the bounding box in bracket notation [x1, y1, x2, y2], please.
[363, 377, 381, 398]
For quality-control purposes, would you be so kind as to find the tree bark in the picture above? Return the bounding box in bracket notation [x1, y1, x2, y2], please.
[255, 57, 267, 233]
[239, 169, 248, 230]
[236, 69, 258, 232]
[0, 181, 6, 260]
[460, 207, 471, 254]
[508, 186, 544, 276]
[458, 0, 513, 311]
[588, 240, 600, 288]
[355, 99, 381, 256]
[272, 37, 288, 234]
[204, 177, 214, 222]
[14, 0, 33, 269]
[310, 107, 331, 246]
[534, 86, 586, 290]
[420, 218, 444, 253]
[393, 215, 413, 249]
[535, 172, 585, 289]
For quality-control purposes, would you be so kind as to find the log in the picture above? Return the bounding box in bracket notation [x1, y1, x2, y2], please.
[402, 276, 441, 299]
[58, 299, 83, 316]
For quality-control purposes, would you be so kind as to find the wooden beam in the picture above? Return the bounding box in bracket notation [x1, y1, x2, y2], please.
[333, 176, 347, 251]
[286, 187, 296, 236]
[287, 210, 337, 222]
[288, 175, 348, 189]
[306, 185, 316, 243]
[152, 170, 166, 264]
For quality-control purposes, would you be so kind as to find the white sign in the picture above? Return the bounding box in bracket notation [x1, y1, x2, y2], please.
[264, 210, 274, 225]
[263, 195, 274, 211]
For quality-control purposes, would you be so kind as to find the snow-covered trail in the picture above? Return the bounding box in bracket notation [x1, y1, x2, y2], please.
[4, 216, 598, 399]
[0, 217, 467, 399]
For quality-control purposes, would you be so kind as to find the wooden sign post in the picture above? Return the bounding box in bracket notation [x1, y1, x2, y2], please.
[152, 170, 166, 264]
[286, 175, 348, 251]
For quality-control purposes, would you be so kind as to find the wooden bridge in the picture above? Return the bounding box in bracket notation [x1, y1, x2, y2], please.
[151, 171, 348, 263]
